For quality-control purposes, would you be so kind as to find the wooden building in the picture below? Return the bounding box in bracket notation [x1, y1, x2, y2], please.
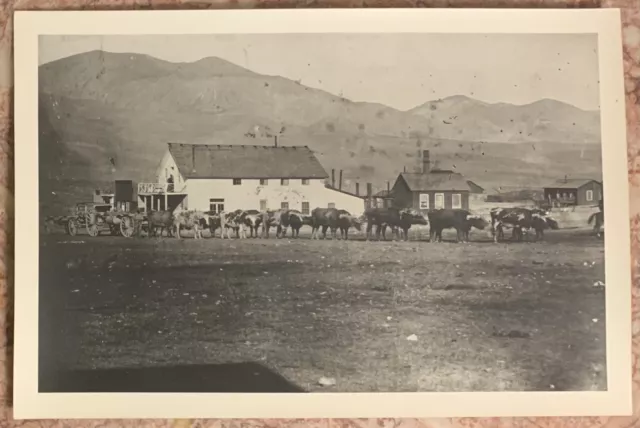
[391, 150, 478, 211]
[543, 178, 603, 207]
[141, 143, 365, 215]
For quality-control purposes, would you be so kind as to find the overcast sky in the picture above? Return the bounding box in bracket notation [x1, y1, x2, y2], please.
[39, 33, 600, 111]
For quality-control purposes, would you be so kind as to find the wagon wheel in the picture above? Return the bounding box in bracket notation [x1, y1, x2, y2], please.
[66, 218, 78, 236]
[86, 216, 99, 237]
[120, 216, 136, 238]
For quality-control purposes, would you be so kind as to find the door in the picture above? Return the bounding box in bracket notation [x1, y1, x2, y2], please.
[434, 193, 445, 209]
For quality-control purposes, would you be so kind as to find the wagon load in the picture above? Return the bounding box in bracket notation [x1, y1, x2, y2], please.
[65, 202, 137, 238]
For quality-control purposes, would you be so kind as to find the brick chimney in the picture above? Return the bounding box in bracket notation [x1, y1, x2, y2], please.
[422, 150, 430, 174]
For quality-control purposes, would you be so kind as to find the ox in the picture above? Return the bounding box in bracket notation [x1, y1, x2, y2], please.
[243, 209, 263, 238]
[146, 210, 175, 238]
[261, 209, 291, 239]
[491, 207, 558, 242]
[173, 210, 208, 239]
[220, 210, 248, 239]
[337, 209, 362, 240]
[427, 209, 488, 243]
[310, 207, 340, 239]
[364, 207, 428, 241]
[285, 210, 312, 238]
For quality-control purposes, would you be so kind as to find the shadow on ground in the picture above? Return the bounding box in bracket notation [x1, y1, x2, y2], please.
[40, 362, 306, 393]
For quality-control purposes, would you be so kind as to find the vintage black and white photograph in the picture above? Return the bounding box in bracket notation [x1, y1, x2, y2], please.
[35, 30, 613, 394]
[12, 8, 632, 419]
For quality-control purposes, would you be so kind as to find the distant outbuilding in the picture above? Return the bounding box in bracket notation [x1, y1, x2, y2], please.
[543, 177, 602, 207]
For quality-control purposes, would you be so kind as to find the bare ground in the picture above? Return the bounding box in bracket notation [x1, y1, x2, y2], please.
[38, 227, 607, 393]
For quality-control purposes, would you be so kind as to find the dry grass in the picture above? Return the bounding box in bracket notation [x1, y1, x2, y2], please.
[39, 226, 606, 393]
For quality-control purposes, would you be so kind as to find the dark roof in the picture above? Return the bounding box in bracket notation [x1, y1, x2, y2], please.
[399, 172, 471, 192]
[543, 179, 601, 189]
[466, 180, 485, 194]
[168, 143, 329, 179]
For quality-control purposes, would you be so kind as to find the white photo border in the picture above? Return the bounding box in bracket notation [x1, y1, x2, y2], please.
[13, 8, 632, 419]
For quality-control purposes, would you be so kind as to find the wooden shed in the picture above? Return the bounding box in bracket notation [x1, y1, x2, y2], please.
[391, 170, 474, 211]
[543, 178, 603, 207]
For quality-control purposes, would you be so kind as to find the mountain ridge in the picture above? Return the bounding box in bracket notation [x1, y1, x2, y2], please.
[38, 50, 603, 213]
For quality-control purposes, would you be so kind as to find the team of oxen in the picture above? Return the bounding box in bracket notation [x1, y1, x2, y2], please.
[144, 205, 563, 243]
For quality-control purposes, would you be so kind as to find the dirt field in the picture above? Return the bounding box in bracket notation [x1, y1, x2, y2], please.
[38, 226, 607, 393]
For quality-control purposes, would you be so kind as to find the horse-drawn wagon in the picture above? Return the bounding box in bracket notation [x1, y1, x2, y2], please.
[65, 202, 139, 238]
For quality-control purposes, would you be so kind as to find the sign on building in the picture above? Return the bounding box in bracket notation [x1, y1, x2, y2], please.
[138, 183, 166, 194]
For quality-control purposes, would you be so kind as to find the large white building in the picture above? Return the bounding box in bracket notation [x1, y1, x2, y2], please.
[137, 143, 366, 215]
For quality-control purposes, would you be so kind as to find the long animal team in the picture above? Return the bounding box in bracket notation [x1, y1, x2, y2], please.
[143, 205, 562, 243]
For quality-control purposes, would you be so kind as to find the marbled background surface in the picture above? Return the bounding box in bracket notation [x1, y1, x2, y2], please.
[1, 1, 639, 426]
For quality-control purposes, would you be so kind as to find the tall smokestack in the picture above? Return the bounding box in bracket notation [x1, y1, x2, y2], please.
[274, 135, 278, 147]
[339, 170, 343, 190]
[356, 182, 360, 196]
[387, 181, 390, 192]
[367, 183, 373, 209]
[331, 169, 335, 188]
[423, 150, 430, 174]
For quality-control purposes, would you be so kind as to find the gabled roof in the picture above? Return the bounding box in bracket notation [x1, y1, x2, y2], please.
[543, 179, 601, 189]
[167, 143, 329, 179]
[466, 180, 485, 194]
[398, 172, 472, 192]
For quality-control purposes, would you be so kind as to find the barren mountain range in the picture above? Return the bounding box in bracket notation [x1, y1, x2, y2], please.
[38, 50, 603, 213]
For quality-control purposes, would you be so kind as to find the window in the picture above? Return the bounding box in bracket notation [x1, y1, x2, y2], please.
[302, 202, 310, 215]
[301, 179, 309, 185]
[209, 198, 224, 213]
[260, 200, 268, 211]
[260, 179, 269, 185]
[281, 202, 289, 210]
[281, 179, 289, 186]
[328, 203, 336, 209]
[233, 179, 242, 185]
[586, 189, 594, 201]
[434, 193, 445, 209]
[452, 193, 462, 209]
[419, 193, 429, 210]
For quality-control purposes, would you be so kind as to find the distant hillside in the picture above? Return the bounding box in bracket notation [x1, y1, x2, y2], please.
[38, 50, 603, 213]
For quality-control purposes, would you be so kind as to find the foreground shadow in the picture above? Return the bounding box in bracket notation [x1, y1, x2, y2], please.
[40, 362, 306, 393]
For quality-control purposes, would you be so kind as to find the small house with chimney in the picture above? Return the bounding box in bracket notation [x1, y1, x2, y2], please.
[543, 177, 603, 207]
[139, 143, 366, 215]
[390, 150, 481, 211]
